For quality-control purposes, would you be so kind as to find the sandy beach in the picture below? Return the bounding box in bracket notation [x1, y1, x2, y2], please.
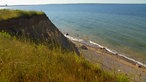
[71, 40, 146, 82]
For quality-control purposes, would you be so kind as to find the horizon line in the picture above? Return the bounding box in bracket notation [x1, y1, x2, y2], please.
[0, 3, 146, 7]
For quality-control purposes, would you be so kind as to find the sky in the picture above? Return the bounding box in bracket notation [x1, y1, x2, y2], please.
[0, 0, 145, 5]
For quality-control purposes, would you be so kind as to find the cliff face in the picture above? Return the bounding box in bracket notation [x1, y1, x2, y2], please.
[0, 14, 79, 55]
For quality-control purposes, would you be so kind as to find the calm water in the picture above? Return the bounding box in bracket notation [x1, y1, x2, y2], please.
[1, 4, 146, 63]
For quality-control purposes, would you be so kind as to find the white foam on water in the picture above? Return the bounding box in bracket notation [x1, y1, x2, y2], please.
[89, 40, 104, 48]
[64, 34, 83, 42]
[118, 53, 146, 67]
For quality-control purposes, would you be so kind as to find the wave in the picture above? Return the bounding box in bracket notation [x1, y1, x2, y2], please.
[64, 34, 146, 68]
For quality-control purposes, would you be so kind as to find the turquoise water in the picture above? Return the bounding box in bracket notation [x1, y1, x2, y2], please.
[1, 4, 146, 63]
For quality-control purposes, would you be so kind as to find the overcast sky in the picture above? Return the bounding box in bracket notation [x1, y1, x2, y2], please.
[0, 0, 145, 5]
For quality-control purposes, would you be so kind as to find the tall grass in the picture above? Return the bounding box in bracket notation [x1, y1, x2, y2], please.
[0, 32, 129, 82]
[0, 9, 44, 21]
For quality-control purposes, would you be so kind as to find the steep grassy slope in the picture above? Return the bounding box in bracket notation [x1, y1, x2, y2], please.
[0, 32, 129, 82]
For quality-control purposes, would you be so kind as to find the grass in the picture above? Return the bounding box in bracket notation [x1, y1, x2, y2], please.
[0, 32, 130, 82]
[0, 9, 44, 21]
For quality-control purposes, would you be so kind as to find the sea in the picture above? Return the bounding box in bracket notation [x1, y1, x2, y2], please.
[1, 4, 146, 64]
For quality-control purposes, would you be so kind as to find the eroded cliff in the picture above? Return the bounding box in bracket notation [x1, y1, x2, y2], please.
[0, 10, 79, 55]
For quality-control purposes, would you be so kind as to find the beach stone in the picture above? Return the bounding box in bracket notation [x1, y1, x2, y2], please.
[136, 64, 142, 68]
[66, 33, 69, 36]
[115, 53, 118, 55]
[118, 69, 121, 72]
[80, 45, 88, 50]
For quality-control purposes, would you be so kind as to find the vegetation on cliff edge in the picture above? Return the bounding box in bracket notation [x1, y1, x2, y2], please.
[0, 9, 44, 21]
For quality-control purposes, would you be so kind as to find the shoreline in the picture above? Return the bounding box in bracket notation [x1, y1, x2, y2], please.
[64, 34, 146, 69]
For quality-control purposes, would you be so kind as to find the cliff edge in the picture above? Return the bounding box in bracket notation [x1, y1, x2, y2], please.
[0, 9, 79, 55]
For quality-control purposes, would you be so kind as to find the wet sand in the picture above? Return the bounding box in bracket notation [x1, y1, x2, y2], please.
[73, 41, 146, 82]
